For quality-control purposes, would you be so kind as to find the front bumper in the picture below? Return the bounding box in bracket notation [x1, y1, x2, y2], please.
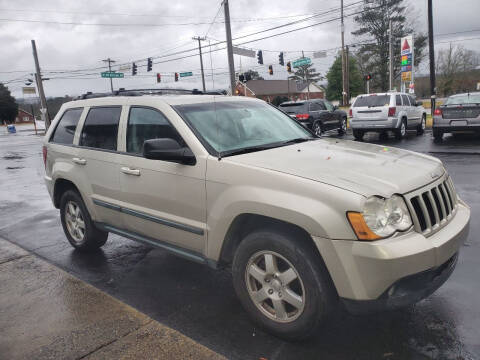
[350, 117, 400, 131]
[312, 201, 470, 311]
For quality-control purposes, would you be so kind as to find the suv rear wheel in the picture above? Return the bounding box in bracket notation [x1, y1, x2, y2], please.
[352, 129, 364, 141]
[312, 121, 323, 137]
[232, 229, 335, 340]
[416, 115, 426, 135]
[338, 117, 347, 136]
[394, 118, 407, 140]
[60, 190, 108, 251]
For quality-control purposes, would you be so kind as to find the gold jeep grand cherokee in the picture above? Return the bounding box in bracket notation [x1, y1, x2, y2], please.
[43, 89, 470, 340]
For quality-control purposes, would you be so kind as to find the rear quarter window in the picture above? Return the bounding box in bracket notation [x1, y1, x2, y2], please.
[50, 108, 83, 145]
[353, 95, 390, 107]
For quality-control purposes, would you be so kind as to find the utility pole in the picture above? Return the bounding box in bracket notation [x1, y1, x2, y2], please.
[102, 58, 116, 92]
[223, 0, 236, 95]
[388, 18, 394, 91]
[31, 40, 50, 129]
[427, 0, 436, 113]
[302, 50, 310, 100]
[193, 36, 207, 92]
[341, 0, 347, 106]
[346, 45, 350, 104]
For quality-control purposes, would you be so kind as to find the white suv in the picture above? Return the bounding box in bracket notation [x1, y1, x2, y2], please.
[43, 90, 469, 340]
[349, 92, 427, 140]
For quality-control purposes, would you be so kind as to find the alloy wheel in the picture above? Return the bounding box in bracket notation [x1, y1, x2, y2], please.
[341, 118, 347, 132]
[422, 116, 426, 130]
[245, 251, 305, 323]
[65, 201, 85, 244]
[401, 121, 406, 136]
[313, 122, 322, 137]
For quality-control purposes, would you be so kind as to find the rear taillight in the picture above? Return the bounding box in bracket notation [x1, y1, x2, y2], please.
[388, 107, 396, 117]
[296, 114, 309, 120]
[42, 146, 47, 168]
[434, 108, 442, 116]
[348, 108, 352, 117]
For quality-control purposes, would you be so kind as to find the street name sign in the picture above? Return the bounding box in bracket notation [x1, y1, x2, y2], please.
[101, 72, 124, 78]
[232, 46, 256, 58]
[180, 72, 193, 77]
[292, 57, 312, 68]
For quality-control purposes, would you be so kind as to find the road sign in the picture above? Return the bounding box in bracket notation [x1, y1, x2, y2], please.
[22, 87, 36, 94]
[180, 72, 193, 77]
[101, 72, 124, 78]
[401, 71, 412, 82]
[232, 46, 256, 58]
[292, 57, 311, 68]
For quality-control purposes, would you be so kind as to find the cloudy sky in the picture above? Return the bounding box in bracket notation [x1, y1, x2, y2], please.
[1, 0, 479, 98]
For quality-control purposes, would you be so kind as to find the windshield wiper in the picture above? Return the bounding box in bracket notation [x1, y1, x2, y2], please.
[280, 137, 317, 145]
[220, 144, 278, 158]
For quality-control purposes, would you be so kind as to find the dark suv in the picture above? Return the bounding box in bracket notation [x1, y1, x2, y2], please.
[279, 99, 347, 136]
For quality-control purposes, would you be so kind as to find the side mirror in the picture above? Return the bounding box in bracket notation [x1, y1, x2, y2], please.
[416, 101, 423, 107]
[143, 138, 196, 165]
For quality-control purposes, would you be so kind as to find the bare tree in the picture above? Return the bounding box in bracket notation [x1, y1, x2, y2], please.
[436, 45, 480, 96]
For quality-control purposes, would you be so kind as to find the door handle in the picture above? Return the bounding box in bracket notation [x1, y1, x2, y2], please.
[121, 167, 141, 176]
[72, 157, 87, 165]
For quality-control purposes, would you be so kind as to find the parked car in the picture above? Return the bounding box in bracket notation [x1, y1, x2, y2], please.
[433, 92, 480, 141]
[278, 99, 347, 136]
[349, 92, 426, 140]
[43, 90, 469, 340]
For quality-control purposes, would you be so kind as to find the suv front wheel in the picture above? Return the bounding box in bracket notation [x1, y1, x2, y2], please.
[60, 190, 108, 251]
[394, 118, 407, 140]
[232, 229, 335, 340]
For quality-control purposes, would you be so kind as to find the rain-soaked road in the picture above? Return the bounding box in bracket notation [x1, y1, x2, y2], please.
[1, 127, 479, 359]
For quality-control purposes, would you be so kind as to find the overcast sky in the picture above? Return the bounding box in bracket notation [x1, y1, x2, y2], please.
[1, 0, 479, 98]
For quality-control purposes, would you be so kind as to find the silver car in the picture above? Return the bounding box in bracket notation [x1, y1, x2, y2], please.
[350, 92, 426, 140]
[433, 92, 480, 141]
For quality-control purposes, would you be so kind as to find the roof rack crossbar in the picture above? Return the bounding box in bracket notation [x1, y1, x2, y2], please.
[75, 88, 226, 100]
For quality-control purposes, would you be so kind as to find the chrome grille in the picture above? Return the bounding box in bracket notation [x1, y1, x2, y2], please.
[405, 176, 458, 236]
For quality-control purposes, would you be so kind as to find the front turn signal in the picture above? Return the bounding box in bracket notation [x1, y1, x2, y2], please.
[347, 212, 382, 241]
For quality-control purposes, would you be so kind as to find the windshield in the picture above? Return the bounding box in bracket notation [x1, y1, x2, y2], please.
[353, 95, 390, 107]
[279, 102, 308, 114]
[174, 100, 313, 155]
[445, 93, 480, 105]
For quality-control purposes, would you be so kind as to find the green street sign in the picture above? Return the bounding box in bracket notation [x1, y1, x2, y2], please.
[180, 72, 193, 77]
[101, 72, 124, 78]
[292, 57, 311, 68]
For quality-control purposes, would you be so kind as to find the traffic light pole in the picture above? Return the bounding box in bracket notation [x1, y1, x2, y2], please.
[193, 36, 207, 92]
[102, 58, 116, 92]
[427, 0, 436, 113]
[341, 0, 347, 106]
[223, 0, 236, 95]
[31, 40, 50, 129]
[389, 19, 393, 91]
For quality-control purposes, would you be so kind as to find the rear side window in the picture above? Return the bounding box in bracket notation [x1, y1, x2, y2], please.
[279, 103, 308, 114]
[80, 107, 121, 151]
[353, 95, 390, 107]
[401, 95, 410, 106]
[126, 107, 184, 155]
[50, 108, 83, 144]
[396, 95, 402, 106]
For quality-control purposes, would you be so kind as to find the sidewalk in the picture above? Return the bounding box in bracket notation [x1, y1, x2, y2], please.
[0, 238, 224, 360]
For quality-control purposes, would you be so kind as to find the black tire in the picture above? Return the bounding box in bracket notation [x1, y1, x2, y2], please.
[394, 118, 407, 140]
[417, 115, 426, 135]
[338, 117, 347, 136]
[352, 129, 364, 141]
[60, 189, 108, 251]
[433, 129, 443, 142]
[312, 121, 323, 137]
[232, 229, 336, 340]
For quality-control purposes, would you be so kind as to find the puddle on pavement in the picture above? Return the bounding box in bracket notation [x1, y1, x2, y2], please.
[3, 153, 25, 160]
[6, 166, 24, 170]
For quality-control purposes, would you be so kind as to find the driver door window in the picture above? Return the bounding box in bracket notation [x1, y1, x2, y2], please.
[323, 101, 334, 112]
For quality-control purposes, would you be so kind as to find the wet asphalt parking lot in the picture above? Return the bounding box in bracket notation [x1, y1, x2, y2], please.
[1, 126, 479, 360]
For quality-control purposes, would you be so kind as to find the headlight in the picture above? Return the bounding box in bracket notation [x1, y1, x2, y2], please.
[348, 195, 412, 240]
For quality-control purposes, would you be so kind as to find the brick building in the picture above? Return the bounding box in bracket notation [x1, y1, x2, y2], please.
[15, 109, 34, 123]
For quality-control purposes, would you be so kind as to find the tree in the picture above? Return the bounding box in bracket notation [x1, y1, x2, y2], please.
[436, 45, 479, 96]
[289, 63, 322, 82]
[0, 83, 18, 125]
[244, 69, 264, 80]
[326, 53, 363, 101]
[352, 0, 427, 92]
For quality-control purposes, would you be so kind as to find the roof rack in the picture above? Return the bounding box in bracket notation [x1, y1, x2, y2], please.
[75, 88, 227, 100]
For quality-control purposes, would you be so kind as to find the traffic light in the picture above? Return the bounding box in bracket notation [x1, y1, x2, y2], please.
[147, 58, 153, 72]
[286, 61, 292, 73]
[257, 50, 263, 65]
[174, 72, 179, 82]
[132, 62, 137, 76]
[268, 65, 273, 76]
[365, 74, 372, 81]
[156, 73, 161, 83]
[278, 52, 284, 66]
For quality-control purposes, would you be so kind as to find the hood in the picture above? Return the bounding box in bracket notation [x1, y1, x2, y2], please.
[227, 138, 444, 197]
